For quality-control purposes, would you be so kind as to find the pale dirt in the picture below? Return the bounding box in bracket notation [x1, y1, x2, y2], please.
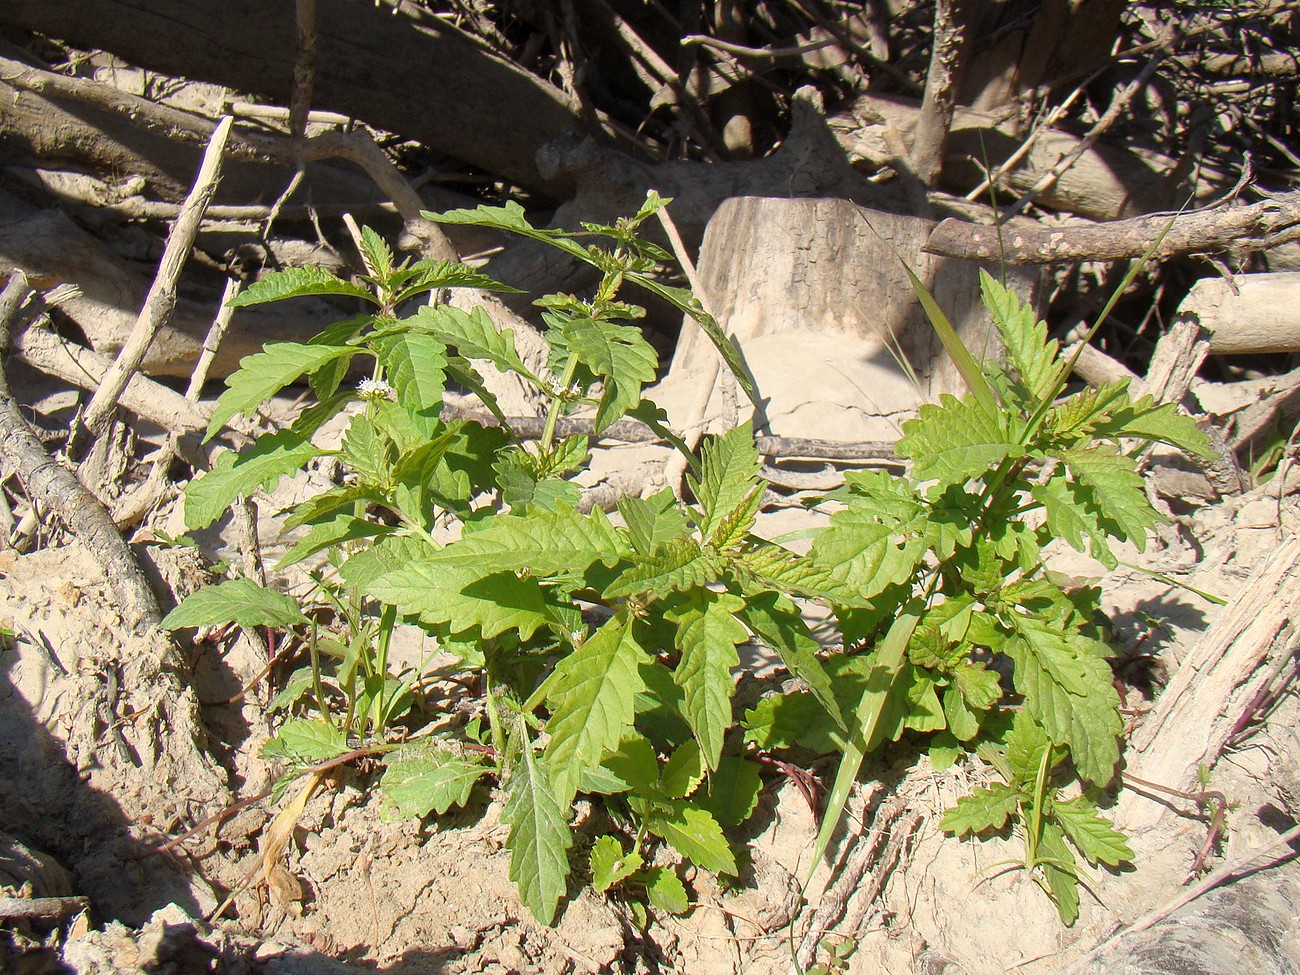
[2, 358, 1298, 973]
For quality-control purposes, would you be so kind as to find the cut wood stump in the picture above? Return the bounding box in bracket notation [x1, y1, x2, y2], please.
[657, 196, 1035, 442]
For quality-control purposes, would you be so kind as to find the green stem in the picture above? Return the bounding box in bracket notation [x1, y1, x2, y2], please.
[538, 354, 581, 456]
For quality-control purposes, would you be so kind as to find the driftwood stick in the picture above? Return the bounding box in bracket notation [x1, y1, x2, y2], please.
[0, 273, 163, 630]
[0, 895, 90, 922]
[14, 324, 209, 435]
[927, 190, 1300, 265]
[81, 116, 234, 437]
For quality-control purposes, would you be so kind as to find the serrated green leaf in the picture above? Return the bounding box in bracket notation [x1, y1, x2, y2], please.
[1032, 476, 1118, 569]
[733, 543, 850, 601]
[579, 735, 660, 794]
[427, 505, 627, 577]
[702, 755, 763, 826]
[660, 739, 705, 799]
[1052, 796, 1133, 867]
[589, 836, 642, 892]
[644, 802, 737, 875]
[942, 686, 981, 741]
[688, 422, 760, 542]
[541, 615, 648, 797]
[375, 330, 447, 437]
[739, 591, 846, 733]
[1092, 394, 1213, 456]
[184, 432, 323, 530]
[1006, 617, 1122, 785]
[559, 316, 658, 432]
[340, 413, 396, 489]
[954, 662, 1002, 711]
[643, 866, 689, 914]
[260, 717, 348, 763]
[405, 304, 536, 383]
[426, 201, 594, 264]
[603, 538, 722, 600]
[502, 730, 573, 925]
[741, 691, 840, 753]
[617, 488, 688, 556]
[392, 260, 523, 305]
[981, 270, 1059, 403]
[1061, 446, 1160, 549]
[358, 225, 395, 279]
[161, 577, 308, 630]
[1048, 381, 1132, 442]
[939, 783, 1021, 836]
[381, 745, 490, 818]
[810, 511, 925, 601]
[227, 266, 377, 307]
[206, 343, 357, 440]
[341, 534, 554, 640]
[896, 394, 1021, 488]
[283, 483, 378, 530]
[666, 591, 746, 770]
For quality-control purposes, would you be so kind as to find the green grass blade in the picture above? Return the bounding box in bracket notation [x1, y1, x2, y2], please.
[902, 262, 999, 415]
[808, 606, 922, 876]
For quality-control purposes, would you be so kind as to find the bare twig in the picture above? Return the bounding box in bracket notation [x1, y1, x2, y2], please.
[187, 277, 243, 402]
[1001, 33, 1178, 221]
[80, 116, 234, 438]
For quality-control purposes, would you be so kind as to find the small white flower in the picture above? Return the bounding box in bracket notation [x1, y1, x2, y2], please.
[357, 378, 394, 401]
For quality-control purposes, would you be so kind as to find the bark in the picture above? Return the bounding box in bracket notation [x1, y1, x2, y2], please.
[0, 0, 584, 197]
[926, 190, 1300, 265]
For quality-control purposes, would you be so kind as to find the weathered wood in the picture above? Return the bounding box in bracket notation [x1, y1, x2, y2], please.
[0, 209, 328, 377]
[832, 94, 1225, 222]
[1177, 272, 1300, 355]
[661, 197, 1035, 439]
[1118, 536, 1300, 832]
[0, 0, 583, 197]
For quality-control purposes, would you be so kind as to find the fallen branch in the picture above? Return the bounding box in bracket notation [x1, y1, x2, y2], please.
[81, 117, 234, 438]
[926, 190, 1300, 265]
[0, 273, 163, 630]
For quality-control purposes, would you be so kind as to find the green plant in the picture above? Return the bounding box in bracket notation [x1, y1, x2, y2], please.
[748, 269, 1211, 922]
[162, 197, 1211, 930]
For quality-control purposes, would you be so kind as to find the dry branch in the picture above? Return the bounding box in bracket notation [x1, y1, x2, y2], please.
[1177, 272, 1300, 355]
[81, 117, 233, 437]
[13, 325, 207, 436]
[926, 190, 1300, 265]
[0, 273, 163, 630]
[832, 94, 1226, 223]
[0, 0, 585, 197]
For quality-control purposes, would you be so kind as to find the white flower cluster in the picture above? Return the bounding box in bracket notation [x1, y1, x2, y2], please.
[357, 377, 394, 401]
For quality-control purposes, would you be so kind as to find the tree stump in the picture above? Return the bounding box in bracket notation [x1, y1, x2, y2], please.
[661, 196, 1034, 441]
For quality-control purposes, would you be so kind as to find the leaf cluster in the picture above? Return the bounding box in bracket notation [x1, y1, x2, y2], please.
[161, 209, 1202, 928]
